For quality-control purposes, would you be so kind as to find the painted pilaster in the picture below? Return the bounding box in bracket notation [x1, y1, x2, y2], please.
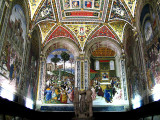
[120, 54, 128, 101]
[75, 58, 81, 90]
[37, 54, 46, 103]
[115, 55, 121, 77]
[75, 53, 90, 90]
[84, 60, 89, 90]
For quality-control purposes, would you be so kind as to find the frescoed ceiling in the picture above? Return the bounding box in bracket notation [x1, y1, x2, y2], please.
[28, 0, 137, 51]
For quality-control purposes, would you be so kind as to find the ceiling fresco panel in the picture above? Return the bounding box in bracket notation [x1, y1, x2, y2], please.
[38, 21, 55, 44]
[46, 26, 78, 45]
[89, 25, 118, 42]
[109, 0, 131, 22]
[124, 0, 136, 17]
[34, 0, 56, 24]
[66, 24, 98, 50]
[109, 21, 127, 42]
[29, 0, 42, 19]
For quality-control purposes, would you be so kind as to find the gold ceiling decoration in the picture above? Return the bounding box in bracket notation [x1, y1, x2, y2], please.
[27, 0, 137, 49]
[29, 0, 43, 19]
[92, 47, 116, 57]
[38, 21, 55, 44]
[109, 21, 127, 42]
[66, 24, 98, 50]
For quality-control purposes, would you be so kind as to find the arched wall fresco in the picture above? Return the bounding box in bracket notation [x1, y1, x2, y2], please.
[141, 3, 160, 102]
[0, 1, 35, 108]
[125, 1, 160, 109]
[44, 48, 75, 104]
[0, 4, 27, 95]
[37, 37, 80, 106]
[84, 37, 128, 106]
[0, 0, 42, 109]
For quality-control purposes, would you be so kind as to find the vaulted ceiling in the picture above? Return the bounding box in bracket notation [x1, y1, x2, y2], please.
[28, 0, 137, 51]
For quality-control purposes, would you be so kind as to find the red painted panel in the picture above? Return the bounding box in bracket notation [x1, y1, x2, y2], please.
[47, 26, 76, 44]
[90, 26, 117, 41]
[99, 60, 110, 62]
[70, 11, 94, 16]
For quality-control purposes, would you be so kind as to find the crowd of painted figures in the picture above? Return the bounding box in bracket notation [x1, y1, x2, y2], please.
[44, 77, 74, 104]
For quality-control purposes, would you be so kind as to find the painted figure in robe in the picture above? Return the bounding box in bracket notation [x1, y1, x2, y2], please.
[45, 88, 52, 101]
[104, 85, 111, 103]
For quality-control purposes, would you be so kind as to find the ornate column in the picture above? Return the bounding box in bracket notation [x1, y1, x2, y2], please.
[37, 54, 46, 103]
[75, 53, 90, 90]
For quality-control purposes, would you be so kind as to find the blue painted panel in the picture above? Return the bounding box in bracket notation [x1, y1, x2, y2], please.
[93, 106, 125, 112]
[41, 106, 74, 111]
[40, 106, 125, 112]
